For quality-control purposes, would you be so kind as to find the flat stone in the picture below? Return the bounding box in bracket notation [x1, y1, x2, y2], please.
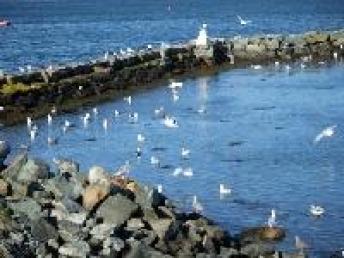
[96, 194, 138, 226]
[58, 240, 90, 257]
[17, 159, 49, 184]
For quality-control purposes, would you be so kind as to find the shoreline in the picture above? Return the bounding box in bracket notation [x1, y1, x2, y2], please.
[0, 29, 343, 126]
[0, 141, 300, 257]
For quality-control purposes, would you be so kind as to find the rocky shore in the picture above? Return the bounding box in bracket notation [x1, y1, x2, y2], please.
[0, 29, 343, 126]
[0, 140, 306, 258]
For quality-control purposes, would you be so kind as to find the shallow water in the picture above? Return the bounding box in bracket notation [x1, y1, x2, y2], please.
[1, 62, 344, 255]
[1, 0, 344, 72]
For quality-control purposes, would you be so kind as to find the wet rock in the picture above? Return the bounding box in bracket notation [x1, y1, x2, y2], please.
[43, 175, 84, 201]
[83, 183, 110, 210]
[240, 226, 286, 243]
[96, 194, 138, 226]
[17, 159, 49, 184]
[1, 153, 28, 180]
[0, 179, 10, 196]
[8, 198, 41, 220]
[58, 240, 90, 257]
[0, 141, 10, 167]
[54, 158, 79, 177]
[30, 218, 58, 243]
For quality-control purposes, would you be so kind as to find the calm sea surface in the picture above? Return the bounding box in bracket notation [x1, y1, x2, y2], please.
[1, 0, 344, 256]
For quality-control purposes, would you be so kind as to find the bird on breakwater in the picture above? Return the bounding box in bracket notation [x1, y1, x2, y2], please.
[314, 125, 336, 143]
[300, 63, 306, 69]
[310, 205, 325, 216]
[147, 44, 152, 50]
[124, 95, 132, 105]
[137, 133, 145, 143]
[51, 106, 57, 115]
[104, 51, 109, 60]
[154, 106, 164, 117]
[219, 184, 231, 195]
[236, 15, 251, 25]
[0, 106, 4, 111]
[78, 85, 83, 91]
[150, 156, 160, 166]
[82, 113, 91, 127]
[93, 107, 98, 115]
[192, 195, 203, 213]
[114, 109, 120, 117]
[163, 116, 179, 128]
[30, 126, 38, 141]
[173, 167, 183, 177]
[274, 61, 280, 67]
[333, 52, 338, 59]
[26, 65, 32, 73]
[267, 209, 277, 228]
[18, 66, 25, 73]
[114, 160, 131, 178]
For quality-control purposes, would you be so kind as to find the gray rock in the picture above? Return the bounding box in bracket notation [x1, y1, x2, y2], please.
[0, 140, 10, 162]
[43, 175, 84, 201]
[31, 218, 58, 243]
[147, 218, 173, 241]
[54, 158, 79, 176]
[90, 223, 114, 240]
[134, 184, 165, 209]
[103, 237, 125, 251]
[58, 220, 87, 242]
[126, 218, 145, 231]
[1, 153, 28, 180]
[17, 159, 49, 183]
[219, 246, 239, 257]
[58, 240, 90, 257]
[60, 196, 83, 213]
[241, 242, 273, 257]
[96, 194, 138, 226]
[8, 198, 41, 220]
[126, 240, 172, 258]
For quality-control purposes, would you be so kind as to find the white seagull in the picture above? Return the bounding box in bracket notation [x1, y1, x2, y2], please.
[267, 209, 277, 227]
[192, 195, 204, 213]
[183, 167, 193, 177]
[27, 117, 32, 128]
[137, 133, 145, 143]
[314, 125, 336, 143]
[150, 156, 160, 166]
[163, 116, 179, 128]
[181, 147, 191, 159]
[124, 96, 132, 105]
[157, 184, 163, 193]
[310, 205, 325, 216]
[219, 184, 232, 195]
[168, 81, 183, 89]
[102, 118, 108, 130]
[47, 114, 53, 125]
[237, 15, 252, 25]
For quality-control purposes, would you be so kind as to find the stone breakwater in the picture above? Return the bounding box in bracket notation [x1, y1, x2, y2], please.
[0, 29, 344, 125]
[0, 140, 303, 258]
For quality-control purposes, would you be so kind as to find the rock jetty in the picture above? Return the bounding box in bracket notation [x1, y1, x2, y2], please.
[0, 140, 309, 258]
[0, 29, 343, 125]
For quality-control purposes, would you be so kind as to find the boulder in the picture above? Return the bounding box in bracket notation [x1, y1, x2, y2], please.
[96, 194, 138, 226]
[0, 207, 17, 233]
[90, 223, 114, 240]
[1, 153, 27, 180]
[304, 31, 330, 44]
[30, 218, 58, 243]
[54, 158, 79, 176]
[134, 183, 165, 209]
[58, 240, 90, 257]
[8, 198, 41, 220]
[83, 183, 110, 210]
[43, 175, 84, 201]
[88, 165, 109, 184]
[148, 218, 173, 241]
[0, 179, 10, 196]
[126, 218, 145, 231]
[240, 226, 286, 243]
[17, 159, 49, 183]
[103, 237, 125, 252]
[0, 141, 10, 166]
[58, 220, 87, 242]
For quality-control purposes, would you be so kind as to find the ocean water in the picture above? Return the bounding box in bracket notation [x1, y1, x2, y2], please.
[0, 0, 344, 72]
[1, 0, 344, 256]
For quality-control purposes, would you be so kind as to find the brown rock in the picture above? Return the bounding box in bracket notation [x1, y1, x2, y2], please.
[240, 226, 286, 242]
[82, 183, 110, 210]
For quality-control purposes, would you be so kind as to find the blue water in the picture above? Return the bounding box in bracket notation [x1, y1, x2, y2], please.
[0, 0, 344, 72]
[1, 0, 344, 256]
[1, 62, 344, 255]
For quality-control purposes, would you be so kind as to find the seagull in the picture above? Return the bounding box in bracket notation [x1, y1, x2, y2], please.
[114, 109, 120, 117]
[104, 51, 109, 60]
[173, 167, 183, 177]
[181, 147, 191, 159]
[150, 156, 160, 166]
[219, 184, 231, 195]
[102, 118, 108, 130]
[314, 125, 336, 143]
[267, 209, 277, 228]
[18, 66, 25, 73]
[168, 81, 183, 89]
[124, 96, 132, 105]
[26, 65, 32, 73]
[157, 184, 163, 193]
[64, 120, 72, 128]
[93, 107, 98, 115]
[192, 195, 203, 213]
[310, 205, 325, 216]
[183, 167, 193, 177]
[333, 52, 338, 60]
[237, 15, 252, 25]
[114, 161, 131, 177]
[274, 61, 280, 67]
[51, 106, 57, 115]
[83, 113, 91, 126]
[30, 128, 37, 141]
[172, 93, 180, 102]
[154, 106, 165, 117]
[251, 64, 262, 70]
[47, 114, 53, 125]
[27, 117, 33, 128]
[163, 116, 179, 128]
[136, 147, 142, 158]
[47, 136, 58, 145]
[137, 133, 145, 143]
[78, 85, 83, 91]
